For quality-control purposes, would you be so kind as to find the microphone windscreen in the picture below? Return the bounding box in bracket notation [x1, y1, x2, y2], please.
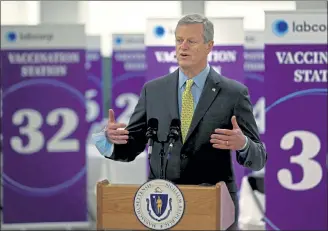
[148, 118, 158, 129]
[170, 118, 180, 128]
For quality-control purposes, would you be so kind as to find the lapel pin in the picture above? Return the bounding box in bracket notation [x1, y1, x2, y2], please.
[212, 88, 216, 92]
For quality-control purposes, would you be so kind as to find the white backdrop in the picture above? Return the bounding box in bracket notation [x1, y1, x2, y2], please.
[1, 1, 298, 56]
[205, 1, 296, 30]
[0, 1, 39, 25]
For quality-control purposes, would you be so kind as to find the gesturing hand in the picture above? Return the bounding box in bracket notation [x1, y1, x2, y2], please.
[106, 109, 129, 144]
[210, 116, 246, 151]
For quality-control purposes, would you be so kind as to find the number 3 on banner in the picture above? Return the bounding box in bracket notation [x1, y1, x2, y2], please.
[278, 130, 323, 191]
[10, 108, 79, 154]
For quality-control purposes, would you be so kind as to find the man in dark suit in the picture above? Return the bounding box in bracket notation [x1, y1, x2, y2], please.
[93, 14, 267, 230]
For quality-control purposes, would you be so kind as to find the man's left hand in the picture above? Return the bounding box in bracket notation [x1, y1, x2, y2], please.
[210, 115, 246, 151]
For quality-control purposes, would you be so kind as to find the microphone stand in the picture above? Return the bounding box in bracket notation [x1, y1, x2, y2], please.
[152, 139, 170, 180]
[150, 124, 179, 180]
[159, 141, 166, 180]
[157, 138, 177, 180]
[147, 128, 168, 180]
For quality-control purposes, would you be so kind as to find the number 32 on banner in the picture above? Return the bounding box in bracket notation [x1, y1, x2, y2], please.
[10, 108, 79, 154]
[278, 130, 323, 191]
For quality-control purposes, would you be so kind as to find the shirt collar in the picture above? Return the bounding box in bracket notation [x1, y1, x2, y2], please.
[179, 63, 210, 90]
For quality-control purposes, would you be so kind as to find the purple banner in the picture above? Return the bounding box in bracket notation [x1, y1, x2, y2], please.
[244, 49, 265, 106]
[86, 49, 103, 127]
[146, 46, 177, 78]
[111, 47, 146, 125]
[265, 44, 327, 230]
[1, 48, 88, 224]
[146, 45, 245, 189]
[244, 48, 265, 176]
[146, 46, 244, 83]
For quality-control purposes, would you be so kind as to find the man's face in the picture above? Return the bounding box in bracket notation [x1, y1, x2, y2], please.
[175, 23, 213, 69]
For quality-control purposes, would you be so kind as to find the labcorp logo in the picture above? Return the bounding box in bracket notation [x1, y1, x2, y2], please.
[272, 20, 289, 37]
[153, 25, 166, 38]
[153, 25, 174, 38]
[114, 36, 123, 45]
[114, 36, 143, 45]
[5, 31, 53, 42]
[272, 19, 327, 37]
[6, 31, 18, 42]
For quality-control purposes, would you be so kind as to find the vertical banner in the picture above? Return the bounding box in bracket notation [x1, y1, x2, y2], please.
[145, 18, 245, 189]
[264, 11, 327, 230]
[244, 31, 265, 175]
[110, 34, 148, 184]
[1, 25, 88, 229]
[86, 36, 103, 138]
[111, 34, 146, 125]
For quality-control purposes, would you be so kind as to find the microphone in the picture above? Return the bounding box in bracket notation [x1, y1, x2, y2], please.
[146, 118, 158, 159]
[166, 118, 181, 159]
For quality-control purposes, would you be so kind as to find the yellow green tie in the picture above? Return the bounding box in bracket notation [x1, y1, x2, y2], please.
[181, 79, 194, 142]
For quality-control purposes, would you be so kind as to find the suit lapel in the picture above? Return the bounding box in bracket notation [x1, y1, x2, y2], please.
[166, 69, 180, 121]
[183, 68, 222, 143]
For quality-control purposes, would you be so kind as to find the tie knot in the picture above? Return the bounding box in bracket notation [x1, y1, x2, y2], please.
[185, 79, 194, 90]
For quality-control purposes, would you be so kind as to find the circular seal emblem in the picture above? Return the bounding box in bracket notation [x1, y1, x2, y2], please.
[133, 179, 185, 230]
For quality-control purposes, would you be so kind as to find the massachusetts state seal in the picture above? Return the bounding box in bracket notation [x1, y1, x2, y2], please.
[133, 179, 185, 230]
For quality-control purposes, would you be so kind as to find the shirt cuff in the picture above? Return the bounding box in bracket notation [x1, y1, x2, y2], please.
[238, 135, 249, 152]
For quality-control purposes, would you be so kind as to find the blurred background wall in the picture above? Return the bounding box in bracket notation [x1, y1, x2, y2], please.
[2, 0, 302, 114]
[1, 1, 324, 114]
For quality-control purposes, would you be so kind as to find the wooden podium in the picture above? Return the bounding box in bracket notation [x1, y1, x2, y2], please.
[96, 179, 235, 230]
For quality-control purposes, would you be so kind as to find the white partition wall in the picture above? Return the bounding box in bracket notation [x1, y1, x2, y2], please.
[1, 1, 39, 25]
[205, 1, 296, 30]
[85, 1, 181, 56]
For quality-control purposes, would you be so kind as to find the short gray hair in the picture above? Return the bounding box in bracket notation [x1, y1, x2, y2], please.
[175, 14, 214, 43]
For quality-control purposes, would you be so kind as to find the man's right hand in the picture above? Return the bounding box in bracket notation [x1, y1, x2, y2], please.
[106, 109, 129, 144]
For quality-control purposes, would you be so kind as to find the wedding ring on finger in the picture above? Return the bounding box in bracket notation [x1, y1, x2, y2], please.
[226, 140, 229, 146]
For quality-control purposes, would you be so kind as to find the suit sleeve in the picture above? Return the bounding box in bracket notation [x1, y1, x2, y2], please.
[106, 84, 148, 162]
[234, 87, 267, 171]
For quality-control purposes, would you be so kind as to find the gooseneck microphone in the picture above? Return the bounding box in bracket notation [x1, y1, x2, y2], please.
[163, 118, 181, 179]
[146, 118, 181, 180]
[146, 118, 158, 180]
[146, 118, 158, 159]
[166, 118, 181, 158]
